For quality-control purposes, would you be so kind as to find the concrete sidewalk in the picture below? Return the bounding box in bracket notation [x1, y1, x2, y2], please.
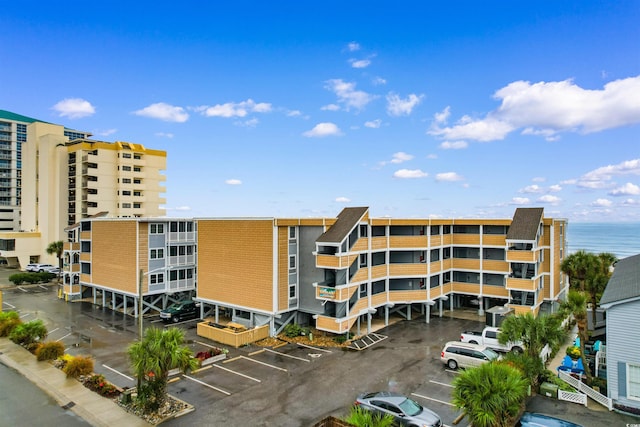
[0, 338, 149, 427]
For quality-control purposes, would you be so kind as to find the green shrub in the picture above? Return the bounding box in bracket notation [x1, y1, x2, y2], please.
[84, 374, 120, 398]
[9, 319, 48, 346]
[334, 332, 353, 344]
[63, 355, 94, 378]
[36, 341, 65, 361]
[283, 324, 304, 338]
[0, 311, 22, 337]
[539, 370, 576, 392]
[7, 272, 55, 285]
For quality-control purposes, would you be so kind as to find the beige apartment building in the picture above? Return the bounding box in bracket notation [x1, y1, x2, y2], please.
[62, 207, 568, 338]
[0, 110, 166, 268]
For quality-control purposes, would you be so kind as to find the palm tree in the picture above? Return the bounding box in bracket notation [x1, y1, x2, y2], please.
[452, 362, 529, 427]
[128, 327, 199, 412]
[560, 290, 591, 380]
[560, 250, 598, 291]
[45, 240, 64, 282]
[499, 313, 566, 361]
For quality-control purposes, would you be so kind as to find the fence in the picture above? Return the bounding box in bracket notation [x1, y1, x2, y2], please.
[197, 322, 270, 348]
[558, 389, 587, 406]
[558, 370, 612, 410]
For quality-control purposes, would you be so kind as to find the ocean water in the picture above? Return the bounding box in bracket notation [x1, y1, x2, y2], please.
[567, 223, 640, 260]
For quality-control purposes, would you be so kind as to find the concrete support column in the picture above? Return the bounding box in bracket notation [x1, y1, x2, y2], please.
[215, 305, 219, 323]
[385, 306, 389, 325]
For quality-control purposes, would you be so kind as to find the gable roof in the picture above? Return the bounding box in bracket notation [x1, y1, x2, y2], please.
[600, 253, 640, 307]
[506, 207, 543, 241]
[316, 207, 368, 244]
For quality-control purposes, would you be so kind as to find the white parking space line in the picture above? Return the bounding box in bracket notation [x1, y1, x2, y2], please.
[429, 380, 454, 388]
[239, 355, 287, 372]
[56, 332, 73, 341]
[445, 369, 460, 374]
[195, 340, 228, 350]
[39, 285, 48, 290]
[150, 319, 164, 323]
[3, 301, 16, 309]
[182, 374, 231, 395]
[213, 364, 261, 382]
[19, 312, 31, 318]
[17, 287, 28, 292]
[411, 392, 455, 407]
[264, 348, 310, 363]
[102, 364, 135, 382]
[48, 327, 59, 334]
[293, 342, 332, 353]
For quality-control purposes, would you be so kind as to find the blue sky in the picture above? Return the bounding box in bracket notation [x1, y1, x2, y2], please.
[2, 1, 639, 222]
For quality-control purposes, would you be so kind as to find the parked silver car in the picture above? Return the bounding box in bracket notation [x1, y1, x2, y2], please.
[355, 391, 442, 427]
[25, 263, 55, 273]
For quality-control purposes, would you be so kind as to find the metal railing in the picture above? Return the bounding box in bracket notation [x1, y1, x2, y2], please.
[558, 370, 612, 410]
[558, 390, 587, 406]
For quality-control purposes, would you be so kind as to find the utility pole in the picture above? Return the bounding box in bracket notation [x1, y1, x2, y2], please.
[138, 269, 144, 341]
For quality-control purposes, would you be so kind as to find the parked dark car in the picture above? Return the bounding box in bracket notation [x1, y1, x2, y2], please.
[516, 412, 584, 427]
[355, 391, 442, 427]
[160, 300, 199, 323]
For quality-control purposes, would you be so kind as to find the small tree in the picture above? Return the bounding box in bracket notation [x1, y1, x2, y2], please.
[128, 327, 199, 413]
[499, 313, 566, 360]
[46, 240, 64, 282]
[452, 362, 529, 427]
[560, 290, 591, 380]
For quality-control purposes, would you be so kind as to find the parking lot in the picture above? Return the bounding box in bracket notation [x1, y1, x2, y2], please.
[1, 268, 636, 427]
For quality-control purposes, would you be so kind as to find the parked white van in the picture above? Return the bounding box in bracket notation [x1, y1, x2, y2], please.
[440, 341, 500, 370]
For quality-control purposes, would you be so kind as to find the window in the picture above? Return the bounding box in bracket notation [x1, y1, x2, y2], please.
[289, 226, 296, 239]
[133, 203, 141, 209]
[359, 224, 367, 237]
[150, 223, 164, 234]
[122, 203, 131, 208]
[133, 178, 142, 184]
[122, 165, 131, 171]
[359, 253, 367, 267]
[150, 273, 164, 284]
[122, 190, 131, 196]
[629, 364, 640, 401]
[289, 284, 296, 299]
[134, 166, 141, 172]
[150, 248, 164, 259]
[289, 255, 296, 270]
[122, 178, 131, 184]
[122, 153, 131, 159]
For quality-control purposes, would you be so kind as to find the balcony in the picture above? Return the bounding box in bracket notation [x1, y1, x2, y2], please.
[63, 242, 80, 251]
[316, 253, 357, 269]
[388, 289, 427, 303]
[451, 258, 481, 270]
[388, 235, 428, 249]
[506, 276, 539, 291]
[388, 263, 428, 277]
[452, 234, 481, 245]
[483, 259, 509, 272]
[315, 284, 358, 302]
[506, 249, 538, 263]
[483, 235, 506, 246]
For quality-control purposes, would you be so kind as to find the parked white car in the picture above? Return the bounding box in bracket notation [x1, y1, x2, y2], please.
[441, 341, 501, 370]
[25, 263, 55, 273]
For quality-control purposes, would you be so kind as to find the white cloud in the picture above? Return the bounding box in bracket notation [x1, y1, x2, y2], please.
[372, 77, 387, 85]
[429, 116, 514, 142]
[199, 99, 272, 118]
[325, 79, 376, 111]
[225, 179, 242, 185]
[426, 154, 438, 159]
[235, 118, 259, 128]
[364, 119, 382, 128]
[592, 198, 613, 207]
[439, 140, 468, 150]
[96, 129, 117, 137]
[428, 75, 640, 142]
[303, 122, 343, 137]
[510, 197, 531, 205]
[393, 169, 428, 179]
[537, 194, 561, 204]
[621, 198, 638, 206]
[321, 104, 341, 111]
[347, 42, 360, 52]
[335, 196, 351, 203]
[52, 98, 96, 119]
[520, 184, 542, 193]
[390, 152, 413, 164]
[577, 159, 640, 189]
[549, 184, 562, 192]
[436, 172, 464, 182]
[287, 110, 302, 117]
[532, 177, 546, 182]
[155, 132, 174, 138]
[609, 182, 640, 196]
[386, 92, 423, 116]
[434, 106, 451, 124]
[350, 59, 371, 69]
[134, 103, 189, 122]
